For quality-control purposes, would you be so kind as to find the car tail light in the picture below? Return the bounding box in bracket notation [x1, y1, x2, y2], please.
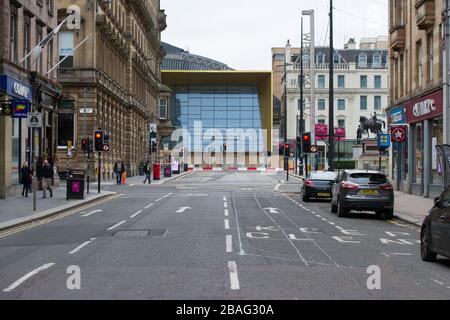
[304, 179, 314, 187]
[341, 181, 359, 190]
[380, 184, 393, 191]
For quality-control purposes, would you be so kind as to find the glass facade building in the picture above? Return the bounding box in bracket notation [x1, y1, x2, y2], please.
[171, 85, 264, 152]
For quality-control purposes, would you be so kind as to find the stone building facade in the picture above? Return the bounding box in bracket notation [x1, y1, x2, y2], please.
[388, 0, 444, 198]
[55, 0, 166, 180]
[0, 0, 61, 198]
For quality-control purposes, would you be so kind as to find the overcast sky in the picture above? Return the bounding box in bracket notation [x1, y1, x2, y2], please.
[161, 0, 388, 70]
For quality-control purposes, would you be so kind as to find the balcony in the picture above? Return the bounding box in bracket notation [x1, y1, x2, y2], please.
[390, 25, 406, 51]
[416, 0, 435, 30]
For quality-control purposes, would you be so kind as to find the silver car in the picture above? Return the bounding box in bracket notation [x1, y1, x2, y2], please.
[331, 170, 394, 219]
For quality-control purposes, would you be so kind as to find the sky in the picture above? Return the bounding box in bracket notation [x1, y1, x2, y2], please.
[160, 0, 388, 70]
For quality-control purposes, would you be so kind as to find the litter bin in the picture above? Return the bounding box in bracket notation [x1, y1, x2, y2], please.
[164, 165, 172, 177]
[184, 164, 188, 172]
[67, 170, 85, 200]
[153, 163, 161, 180]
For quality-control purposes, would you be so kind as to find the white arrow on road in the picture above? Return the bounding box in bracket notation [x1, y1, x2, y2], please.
[176, 207, 192, 213]
[256, 226, 278, 232]
[264, 208, 280, 214]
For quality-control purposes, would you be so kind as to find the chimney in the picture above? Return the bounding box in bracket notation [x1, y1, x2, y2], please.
[285, 39, 291, 64]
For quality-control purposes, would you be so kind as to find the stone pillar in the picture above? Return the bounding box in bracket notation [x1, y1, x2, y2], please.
[423, 119, 432, 198]
[408, 124, 415, 194]
[0, 117, 12, 198]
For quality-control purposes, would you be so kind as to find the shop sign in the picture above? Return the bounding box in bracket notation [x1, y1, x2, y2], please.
[388, 105, 406, 125]
[406, 90, 443, 124]
[390, 125, 407, 143]
[11, 100, 30, 118]
[0, 75, 33, 102]
[314, 123, 328, 140]
[377, 134, 391, 149]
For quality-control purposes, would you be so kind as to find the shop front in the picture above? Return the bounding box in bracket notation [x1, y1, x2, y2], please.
[0, 74, 33, 198]
[387, 104, 408, 191]
[406, 89, 443, 198]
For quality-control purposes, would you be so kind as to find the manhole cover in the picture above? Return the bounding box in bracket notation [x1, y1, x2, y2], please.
[113, 229, 167, 238]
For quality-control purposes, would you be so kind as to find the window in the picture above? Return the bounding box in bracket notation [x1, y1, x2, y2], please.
[337, 99, 345, 111]
[374, 96, 382, 110]
[57, 113, 74, 147]
[416, 40, 423, 87]
[36, 27, 43, 73]
[358, 54, 367, 67]
[333, 54, 340, 64]
[10, 10, 18, 63]
[360, 96, 367, 110]
[316, 53, 326, 64]
[160, 99, 168, 119]
[318, 99, 326, 110]
[59, 31, 74, 68]
[47, 39, 54, 73]
[338, 119, 346, 128]
[23, 19, 31, 70]
[318, 119, 326, 124]
[302, 54, 309, 64]
[373, 54, 382, 68]
[274, 53, 284, 61]
[318, 75, 325, 88]
[360, 75, 367, 88]
[428, 32, 434, 82]
[47, 0, 54, 15]
[337, 75, 345, 88]
[374, 75, 382, 89]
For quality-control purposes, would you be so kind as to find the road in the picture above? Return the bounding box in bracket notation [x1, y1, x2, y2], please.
[0, 171, 449, 299]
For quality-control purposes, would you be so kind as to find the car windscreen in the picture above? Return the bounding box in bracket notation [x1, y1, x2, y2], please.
[309, 172, 338, 181]
[348, 173, 387, 184]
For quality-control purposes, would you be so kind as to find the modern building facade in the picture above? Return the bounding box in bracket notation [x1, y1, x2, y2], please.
[388, 0, 443, 198]
[274, 38, 389, 169]
[0, 0, 61, 198]
[55, 0, 166, 180]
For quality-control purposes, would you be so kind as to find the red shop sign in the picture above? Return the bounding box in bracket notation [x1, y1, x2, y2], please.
[406, 89, 443, 124]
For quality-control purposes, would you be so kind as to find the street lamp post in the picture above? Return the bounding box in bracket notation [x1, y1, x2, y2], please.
[328, 0, 335, 171]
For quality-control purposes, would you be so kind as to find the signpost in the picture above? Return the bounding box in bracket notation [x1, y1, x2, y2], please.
[377, 133, 391, 172]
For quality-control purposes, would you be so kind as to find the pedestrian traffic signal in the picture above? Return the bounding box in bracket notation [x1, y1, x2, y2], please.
[94, 130, 104, 152]
[81, 137, 89, 154]
[302, 132, 312, 153]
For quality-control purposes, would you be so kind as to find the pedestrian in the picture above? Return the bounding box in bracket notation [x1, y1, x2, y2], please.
[114, 159, 125, 185]
[20, 162, 32, 197]
[143, 161, 151, 184]
[41, 160, 54, 198]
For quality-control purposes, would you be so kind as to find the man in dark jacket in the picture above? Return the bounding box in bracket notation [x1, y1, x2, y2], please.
[41, 160, 54, 198]
[114, 159, 125, 185]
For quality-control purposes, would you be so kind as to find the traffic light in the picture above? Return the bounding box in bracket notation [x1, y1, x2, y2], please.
[81, 137, 89, 154]
[94, 130, 104, 152]
[284, 143, 290, 155]
[223, 143, 227, 153]
[302, 132, 312, 153]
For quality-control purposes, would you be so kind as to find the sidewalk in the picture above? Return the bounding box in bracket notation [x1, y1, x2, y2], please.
[394, 191, 434, 227]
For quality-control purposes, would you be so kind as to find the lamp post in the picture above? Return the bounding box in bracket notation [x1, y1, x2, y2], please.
[328, 0, 335, 171]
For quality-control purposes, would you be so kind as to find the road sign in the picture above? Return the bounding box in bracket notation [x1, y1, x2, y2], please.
[27, 112, 42, 128]
[391, 126, 407, 143]
[102, 144, 109, 152]
[289, 152, 295, 158]
[310, 146, 318, 153]
[11, 100, 29, 118]
[377, 133, 391, 149]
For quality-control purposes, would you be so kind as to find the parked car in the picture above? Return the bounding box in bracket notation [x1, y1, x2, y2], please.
[301, 171, 337, 201]
[420, 186, 450, 261]
[330, 170, 394, 219]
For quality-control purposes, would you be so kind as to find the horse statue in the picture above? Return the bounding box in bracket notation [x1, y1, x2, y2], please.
[356, 114, 386, 144]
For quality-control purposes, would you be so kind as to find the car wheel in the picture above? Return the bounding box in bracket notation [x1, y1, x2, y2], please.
[337, 198, 347, 217]
[384, 208, 394, 220]
[421, 226, 437, 262]
[302, 194, 309, 202]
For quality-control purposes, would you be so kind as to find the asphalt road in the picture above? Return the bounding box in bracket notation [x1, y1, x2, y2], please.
[0, 171, 449, 300]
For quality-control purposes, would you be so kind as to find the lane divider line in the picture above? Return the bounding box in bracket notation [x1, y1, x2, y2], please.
[3, 263, 56, 293]
[225, 219, 230, 230]
[81, 209, 103, 217]
[224, 209, 229, 217]
[145, 203, 154, 209]
[107, 220, 127, 231]
[224, 202, 228, 208]
[228, 261, 240, 290]
[130, 210, 143, 218]
[226, 235, 233, 253]
[69, 238, 96, 255]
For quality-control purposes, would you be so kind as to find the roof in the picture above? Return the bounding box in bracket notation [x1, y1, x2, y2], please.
[290, 47, 388, 65]
[161, 42, 233, 71]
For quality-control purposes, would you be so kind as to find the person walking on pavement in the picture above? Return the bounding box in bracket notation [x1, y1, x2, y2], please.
[143, 161, 152, 184]
[20, 162, 32, 197]
[41, 160, 54, 198]
[114, 159, 125, 185]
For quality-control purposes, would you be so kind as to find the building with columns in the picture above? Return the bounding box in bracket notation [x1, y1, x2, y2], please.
[273, 38, 389, 169]
[55, 0, 166, 180]
[1, 0, 61, 198]
[388, 0, 444, 198]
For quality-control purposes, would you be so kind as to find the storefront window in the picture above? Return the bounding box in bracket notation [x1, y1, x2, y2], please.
[11, 118, 19, 184]
[57, 113, 74, 147]
[431, 117, 443, 184]
[414, 123, 423, 184]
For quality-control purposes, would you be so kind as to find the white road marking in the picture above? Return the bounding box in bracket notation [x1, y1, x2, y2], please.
[432, 279, 444, 286]
[225, 219, 230, 230]
[316, 215, 322, 218]
[155, 198, 163, 202]
[224, 209, 229, 217]
[3, 263, 55, 292]
[162, 193, 172, 198]
[329, 222, 335, 225]
[275, 183, 282, 191]
[335, 226, 344, 230]
[176, 207, 192, 213]
[224, 202, 228, 208]
[130, 210, 142, 218]
[381, 253, 391, 257]
[289, 234, 314, 241]
[107, 220, 127, 231]
[321, 218, 327, 222]
[228, 261, 240, 290]
[391, 253, 412, 256]
[145, 203, 154, 209]
[81, 209, 103, 217]
[69, 238, 96, 255]
[226, 235, 233, 253]
[223, 197, 227, 201]
[264, 207, 280, 214]
[129, 184, 135, 187]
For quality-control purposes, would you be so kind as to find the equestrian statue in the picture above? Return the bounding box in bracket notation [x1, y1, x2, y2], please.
[356, 113, 386, 144]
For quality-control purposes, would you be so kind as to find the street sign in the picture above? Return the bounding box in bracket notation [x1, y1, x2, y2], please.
[27, 112, 42, 128]
[390, 126, 407, 143]
[310, 146, 318, 153]
[289, 152, 295, 158]
[377, 133, 391, 149]
[11, 100, 29, 118]
[103, 144, 110, 152]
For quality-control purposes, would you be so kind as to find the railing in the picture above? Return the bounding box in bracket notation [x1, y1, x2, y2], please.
[291, 62, 388, 70]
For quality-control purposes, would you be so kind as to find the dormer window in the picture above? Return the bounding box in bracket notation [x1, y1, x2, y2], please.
[358, 53, 367, 67]
[373, 54, 382, 68]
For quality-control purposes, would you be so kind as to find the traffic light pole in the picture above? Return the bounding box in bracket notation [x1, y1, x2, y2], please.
[299, 17, 305, 177]
[328, 0, 335, 171]
[98, 152, 101, 194]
